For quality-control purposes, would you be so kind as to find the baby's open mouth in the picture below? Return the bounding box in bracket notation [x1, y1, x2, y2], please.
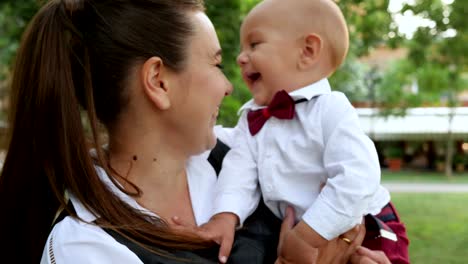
[248, 72, 261, 82]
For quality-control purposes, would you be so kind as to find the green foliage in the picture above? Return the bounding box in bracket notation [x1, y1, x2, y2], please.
[375, 60, 415, 115]
[0, 0, 39, 103]
[329, 0, 394, 108]
[205, 0, 250, 127]
[0, 0, 39, 68]
[329, 59, 369, 103]
[337, 0, 393, 56]
[0, 0, 397, 127]
[377, 0, 468, 117]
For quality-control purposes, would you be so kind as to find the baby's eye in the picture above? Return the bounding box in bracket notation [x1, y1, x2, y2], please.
[216, 64, 225, 70]
[250, 42, 260, 49]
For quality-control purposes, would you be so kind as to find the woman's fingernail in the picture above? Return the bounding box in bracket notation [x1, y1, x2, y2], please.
[219, 256, 227, 263]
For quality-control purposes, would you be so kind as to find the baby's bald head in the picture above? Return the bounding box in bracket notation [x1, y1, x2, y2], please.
[244, 0, 349, 73]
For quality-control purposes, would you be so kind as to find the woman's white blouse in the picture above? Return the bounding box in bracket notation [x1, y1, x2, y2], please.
[41, 126, 233, 264]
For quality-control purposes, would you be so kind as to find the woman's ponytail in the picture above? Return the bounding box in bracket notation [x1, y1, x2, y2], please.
[0, 1, 94, 262]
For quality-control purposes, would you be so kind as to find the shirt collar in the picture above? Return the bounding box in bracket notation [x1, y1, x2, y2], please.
[238, 78, 332, 114]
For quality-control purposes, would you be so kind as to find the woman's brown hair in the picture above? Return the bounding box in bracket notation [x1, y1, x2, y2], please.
[0, 0, 212, 262]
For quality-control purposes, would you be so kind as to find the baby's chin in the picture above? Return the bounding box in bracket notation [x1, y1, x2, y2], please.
[253, 95, 271, 106]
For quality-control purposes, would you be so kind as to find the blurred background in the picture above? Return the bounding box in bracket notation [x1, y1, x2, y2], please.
[1, 0, 467, 263]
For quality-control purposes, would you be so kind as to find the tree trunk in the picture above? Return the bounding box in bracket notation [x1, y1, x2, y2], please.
[445, 132, 454, 178]
[445, 111, 455, 178]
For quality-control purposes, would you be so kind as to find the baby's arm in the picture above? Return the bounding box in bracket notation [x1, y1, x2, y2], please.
[301, 92, 381, 245]
[212, 112, 261, 225]
[209, 112, 261, 262]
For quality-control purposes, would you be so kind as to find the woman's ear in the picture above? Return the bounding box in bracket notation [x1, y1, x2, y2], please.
[298, 33, 322, 70]
[141, 56, 171, 110]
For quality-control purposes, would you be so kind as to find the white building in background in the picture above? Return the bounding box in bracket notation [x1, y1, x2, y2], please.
[357, 107, 468, 170]
[357, 107, 468, 141]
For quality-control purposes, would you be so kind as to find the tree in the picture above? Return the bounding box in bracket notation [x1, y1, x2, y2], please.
[0, 0, 396, 127]
[377, 0, 468, 177]
[0, 0, 38, 67]
[329, 0, 394, 100]
[0, 0, 39, 118]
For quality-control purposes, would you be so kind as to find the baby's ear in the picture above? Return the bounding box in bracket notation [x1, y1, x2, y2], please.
[140, 56, 171, 110]
[298, 33, 322, 70]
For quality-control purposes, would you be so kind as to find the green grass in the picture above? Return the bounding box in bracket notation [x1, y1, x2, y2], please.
[382, 170, 468, 183]
[391, 193, 468, 264]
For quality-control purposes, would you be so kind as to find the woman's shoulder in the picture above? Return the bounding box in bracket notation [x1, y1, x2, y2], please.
[214, 125, 235, 147]
[41, 216, 142, 264]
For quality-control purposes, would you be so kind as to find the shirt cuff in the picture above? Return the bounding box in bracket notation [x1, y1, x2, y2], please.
[302, 198, 363, 240]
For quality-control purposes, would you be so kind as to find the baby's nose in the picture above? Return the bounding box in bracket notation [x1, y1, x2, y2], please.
[237, 52, 248, 66]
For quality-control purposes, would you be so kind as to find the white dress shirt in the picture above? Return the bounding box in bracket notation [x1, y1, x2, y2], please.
[41, 126, 233, 264]
[213, 79, 391, 240]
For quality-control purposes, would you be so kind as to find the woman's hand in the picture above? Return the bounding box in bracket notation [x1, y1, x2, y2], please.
[275, 207, 318, 264]
[316, 224, 365, 264]
[349, 247, 391, 264]
[275, 206, 366, 264]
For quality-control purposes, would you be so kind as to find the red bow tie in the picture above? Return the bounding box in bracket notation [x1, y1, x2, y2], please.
[247, 90, 296, 136]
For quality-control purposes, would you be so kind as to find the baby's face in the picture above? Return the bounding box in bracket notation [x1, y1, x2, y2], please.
[237, 2, 302, 106]
[237, 0, 348, 106]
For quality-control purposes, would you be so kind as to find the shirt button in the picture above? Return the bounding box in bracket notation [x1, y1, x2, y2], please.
[264, 184, 273, 192]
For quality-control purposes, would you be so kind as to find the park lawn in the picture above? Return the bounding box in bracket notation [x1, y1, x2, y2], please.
[382, 170, 468, 183]
[391, 193, 468, 264]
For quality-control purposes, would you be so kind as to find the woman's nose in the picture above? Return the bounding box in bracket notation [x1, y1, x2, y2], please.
[225, 81, 233, 96]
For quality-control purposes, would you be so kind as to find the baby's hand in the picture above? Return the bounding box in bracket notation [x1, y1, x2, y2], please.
[201, 213, 238, 263]
[171, 213, 238, 263]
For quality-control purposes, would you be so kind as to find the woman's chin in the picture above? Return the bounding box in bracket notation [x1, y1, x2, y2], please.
[206, 132, 217, 150]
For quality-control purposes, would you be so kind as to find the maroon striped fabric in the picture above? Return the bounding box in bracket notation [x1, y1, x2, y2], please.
[363, 202, 410, 264]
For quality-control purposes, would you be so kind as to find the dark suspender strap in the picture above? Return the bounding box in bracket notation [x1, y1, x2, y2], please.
[207, 139, 231, 176]
[375, 203, 398, 222]
[101, 228, 218, 264]
[294, 98, 308, 104]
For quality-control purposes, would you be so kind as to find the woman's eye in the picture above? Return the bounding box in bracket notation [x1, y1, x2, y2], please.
[250, 42, 259, 49]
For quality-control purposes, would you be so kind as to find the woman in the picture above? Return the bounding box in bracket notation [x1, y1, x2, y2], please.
[0, 0, 389, 263]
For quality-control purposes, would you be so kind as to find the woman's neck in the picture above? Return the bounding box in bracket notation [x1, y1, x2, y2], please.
[107, 132, 196, 223]
[106, 117, 191, 195]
